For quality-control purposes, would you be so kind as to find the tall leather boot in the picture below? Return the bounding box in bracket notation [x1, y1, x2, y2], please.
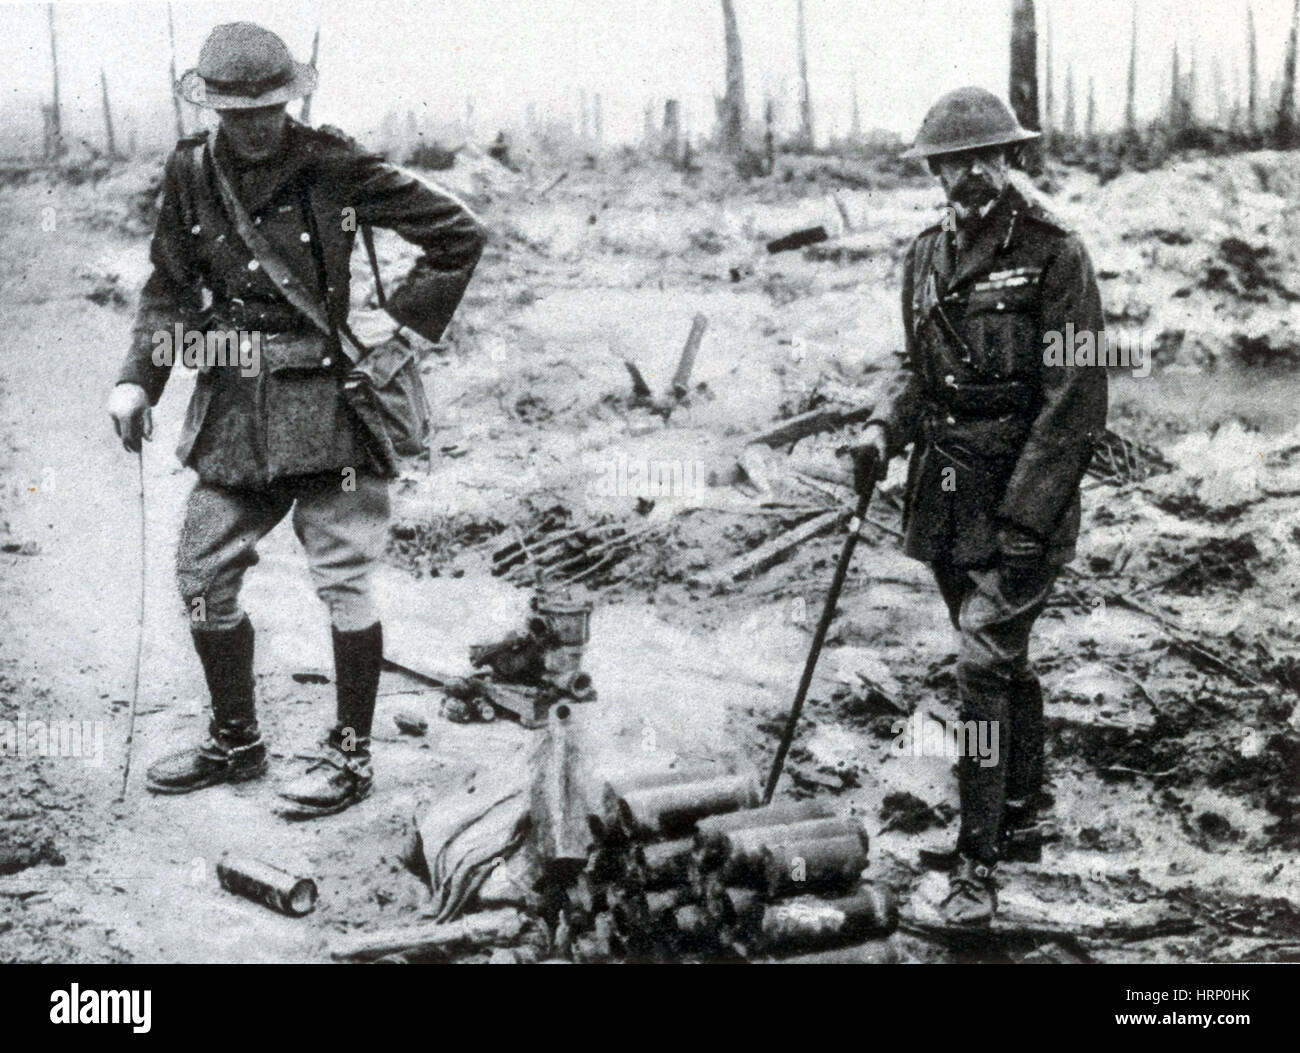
[277, 622, 381, 819]
[147, 616, 268, 794]
[1003, 674, 1058, 861]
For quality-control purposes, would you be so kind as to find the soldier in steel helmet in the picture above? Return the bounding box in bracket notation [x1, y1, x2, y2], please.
[106, 23, 486, 817]
[851, 87, 1108, 925]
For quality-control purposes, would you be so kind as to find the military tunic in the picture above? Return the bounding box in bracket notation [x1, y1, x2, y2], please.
[118, 119, 487, 490]
[871, 183, 1108, 568]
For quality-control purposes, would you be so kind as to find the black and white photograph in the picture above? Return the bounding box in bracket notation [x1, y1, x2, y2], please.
[0, 0, 1295, 1005]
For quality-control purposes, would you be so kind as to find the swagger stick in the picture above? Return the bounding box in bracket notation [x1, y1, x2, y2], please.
[119, 448, 146, 800]
[763, 486, 874, 804]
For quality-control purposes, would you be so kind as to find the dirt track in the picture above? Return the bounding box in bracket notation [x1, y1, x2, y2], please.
[1, 151, 1298, 963]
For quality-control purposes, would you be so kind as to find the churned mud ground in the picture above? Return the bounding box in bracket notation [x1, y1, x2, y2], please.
[0, 147, 1297, 962]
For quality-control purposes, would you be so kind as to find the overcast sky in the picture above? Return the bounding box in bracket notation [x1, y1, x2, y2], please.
[0, 0, 1296, 153]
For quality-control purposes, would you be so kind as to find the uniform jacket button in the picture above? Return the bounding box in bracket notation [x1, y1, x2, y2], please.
[321, 356, 332, 367]
[945, 415, 956, 425]
[247, 259, 260, 271]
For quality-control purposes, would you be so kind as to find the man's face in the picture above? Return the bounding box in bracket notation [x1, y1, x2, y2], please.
[217, 104, 289, 163]
[931, 146, 1010, 219]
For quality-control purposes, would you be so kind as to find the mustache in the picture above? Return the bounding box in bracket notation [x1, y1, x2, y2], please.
[949, 173, 1000, 209]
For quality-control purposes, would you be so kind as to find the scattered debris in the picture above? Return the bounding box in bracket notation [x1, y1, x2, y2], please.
[393, 709, 428, 736]
[766, 226, 829, 254]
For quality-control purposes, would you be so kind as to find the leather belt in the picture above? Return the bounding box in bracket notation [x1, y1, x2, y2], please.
[205, 300, 316, 334]
[924, 380, 1037, 419]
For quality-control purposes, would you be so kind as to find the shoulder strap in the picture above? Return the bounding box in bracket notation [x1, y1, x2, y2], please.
[361, 224, 386, 308]
[205, 141, 364, 364]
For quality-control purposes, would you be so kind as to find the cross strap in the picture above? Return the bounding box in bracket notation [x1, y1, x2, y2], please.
[205, 140, 386, 366]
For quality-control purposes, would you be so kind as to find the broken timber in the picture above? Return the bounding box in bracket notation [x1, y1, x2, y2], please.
[625, 313, 709, 421]
[692, 509, 845, 589]
[749, 402, 876, 449]
[329, 908, 528, 962]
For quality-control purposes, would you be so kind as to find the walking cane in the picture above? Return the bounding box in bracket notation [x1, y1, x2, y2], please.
[119, 447, 146, 801]
[763, 468, 878, 804]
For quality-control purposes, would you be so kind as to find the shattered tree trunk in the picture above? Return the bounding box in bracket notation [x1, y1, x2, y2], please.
[1212, 58, 1227, 127]
[1063, 63, 1076, 140]
[662, 99, 682, 164]
[299, 25, 320, 124]
[1085, 75, 1097, 144]
[45, 4, 62, 159]
[1125, 1, 1139, 140]
[764, 96, 775, 174]
[99, 69, 117, 160]
[1277, 0, 1300, 147]
[794, 0, 814, 151]
[1247, 4, 1259, 133]
[1009, 0, 1042, 172]
[1042, 0, 1054, 157]
[167, 3, 185, 139]
[719, 0, 748, 157]
[1168, 44, 1184, 132]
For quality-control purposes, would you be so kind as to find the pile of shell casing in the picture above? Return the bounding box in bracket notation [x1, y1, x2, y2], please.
[554, 766, 898, 963]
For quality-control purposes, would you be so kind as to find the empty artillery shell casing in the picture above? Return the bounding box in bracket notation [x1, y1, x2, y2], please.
[633, 837, 695, 888]
[719, 817, 869, 884]
[618, 771, 760, 838]
[760, 835, 868, 897]
[216, 854, 317, 916]
[759, 885, 899, 950]
[672, 903, 712, 940]
[694, 799, 836, 840]
[593, 765, 721, 836]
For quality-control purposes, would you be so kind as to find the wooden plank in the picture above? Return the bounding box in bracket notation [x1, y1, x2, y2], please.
[329, 908, 527, 962]
[749, 404, 876, 449]
[694, 510, 844, 588]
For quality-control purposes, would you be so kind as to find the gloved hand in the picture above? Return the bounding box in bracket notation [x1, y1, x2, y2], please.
[848, 423, 889, 497]
[348, 307, 403, 350]
[996, 520, 1046, 576]
[107, 383, 152, 452]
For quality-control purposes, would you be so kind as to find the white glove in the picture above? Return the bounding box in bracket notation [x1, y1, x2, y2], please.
[107, 383, 152, 452]
[348, 308, 402, 350]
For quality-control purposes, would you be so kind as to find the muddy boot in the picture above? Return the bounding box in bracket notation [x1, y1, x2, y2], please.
[276, 623, 382, 819]
[276, 727, 373, 819]
[937, 857, 997, 927]
[147, 618, 268, 794]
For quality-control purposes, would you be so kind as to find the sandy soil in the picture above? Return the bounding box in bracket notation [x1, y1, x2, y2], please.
[0, 147, 1297, 963]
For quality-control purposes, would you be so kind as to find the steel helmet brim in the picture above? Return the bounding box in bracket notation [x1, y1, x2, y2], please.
[900, 126, 1041, 160]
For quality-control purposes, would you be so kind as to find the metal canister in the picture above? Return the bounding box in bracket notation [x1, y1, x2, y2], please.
[531, 591, 592, 647]
[216, 854, 318, 917]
